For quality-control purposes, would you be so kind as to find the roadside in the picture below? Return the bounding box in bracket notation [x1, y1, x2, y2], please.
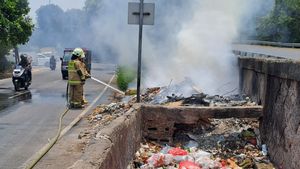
[32, 84, 115, 169]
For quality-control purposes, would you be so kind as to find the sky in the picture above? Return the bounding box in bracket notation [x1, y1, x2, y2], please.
[28, 0, 85, 21]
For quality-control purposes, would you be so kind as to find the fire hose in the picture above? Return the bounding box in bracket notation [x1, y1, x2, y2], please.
[25, 75, 120, 169]
[25, 83, 70, 169]
[91, 76, 125, 95]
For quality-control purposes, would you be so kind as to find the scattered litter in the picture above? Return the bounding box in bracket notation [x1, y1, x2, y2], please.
[129, 118, 274, 169]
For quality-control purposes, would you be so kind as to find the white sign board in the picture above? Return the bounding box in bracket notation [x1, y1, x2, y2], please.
[128, 2, 155, 25]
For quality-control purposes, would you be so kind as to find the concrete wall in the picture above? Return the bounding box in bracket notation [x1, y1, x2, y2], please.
[239, 56, 300, 169]
[69, 105, 142, 169]
[140, 104, 262, 144]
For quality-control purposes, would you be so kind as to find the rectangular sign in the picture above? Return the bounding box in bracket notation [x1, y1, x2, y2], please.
[128, 2, 155, 25]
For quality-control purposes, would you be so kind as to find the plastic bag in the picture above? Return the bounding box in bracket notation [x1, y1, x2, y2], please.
[168, 147, 188, 156]
[195, 157, 221, 169]
[192, 150, 220, 169]
[174, 155, 195, 163]
[147, 153, 173, 167]
[179, 161, 201, 169]
[160, 145, 172, 154]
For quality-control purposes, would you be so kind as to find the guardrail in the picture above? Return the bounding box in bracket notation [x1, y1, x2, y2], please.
[234, 40, 300, 48]
[232, 50, 287, 60]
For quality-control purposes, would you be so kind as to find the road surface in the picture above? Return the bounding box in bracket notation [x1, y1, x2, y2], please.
[0, 63, 116, 169]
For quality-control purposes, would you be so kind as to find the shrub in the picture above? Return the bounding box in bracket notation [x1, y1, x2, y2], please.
[116, 66, 136, 91]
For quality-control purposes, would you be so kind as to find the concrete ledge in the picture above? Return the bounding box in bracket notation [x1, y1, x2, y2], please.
[69, 105, 142, 169]
[141, 105, 263, 123]
[239, 56, 300, 81]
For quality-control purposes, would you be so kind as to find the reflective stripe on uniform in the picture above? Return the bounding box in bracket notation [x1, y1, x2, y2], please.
[68, 60, 82, 82]
[68, 80, 81, 85]
[68, 61, 75, 69]
[70, 101, 81, 105]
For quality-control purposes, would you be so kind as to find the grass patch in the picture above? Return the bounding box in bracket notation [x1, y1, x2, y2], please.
[116, 66, 136, 91]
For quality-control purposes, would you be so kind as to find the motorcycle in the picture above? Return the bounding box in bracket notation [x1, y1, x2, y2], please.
[50, 62, 56, 70]
[12, 65, 31, 91]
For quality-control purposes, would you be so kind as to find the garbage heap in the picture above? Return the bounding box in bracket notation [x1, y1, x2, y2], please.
[88, 85, 274, 169]
[130, 117, 275, 169]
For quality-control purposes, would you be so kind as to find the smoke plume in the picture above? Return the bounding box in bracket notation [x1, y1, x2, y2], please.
[88, 0, 271, 95]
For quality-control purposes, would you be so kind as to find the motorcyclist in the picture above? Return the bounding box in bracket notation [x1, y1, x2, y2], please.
[19, 54, 32, 82]
[50, 55, 56, 70]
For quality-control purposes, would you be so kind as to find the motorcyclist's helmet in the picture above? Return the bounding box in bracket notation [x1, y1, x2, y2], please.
[20, 54, 25, 59]
[72, 48, 85, 59]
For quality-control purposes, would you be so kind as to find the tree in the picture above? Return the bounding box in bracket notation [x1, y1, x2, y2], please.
[256, 0, 300, 42]
[33, 4, 65, 47]
[0, 0, 34, 51]
[0, 0, 33, 73]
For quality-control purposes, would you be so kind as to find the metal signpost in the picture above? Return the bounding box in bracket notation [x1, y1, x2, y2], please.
[128, 1, 155, 102]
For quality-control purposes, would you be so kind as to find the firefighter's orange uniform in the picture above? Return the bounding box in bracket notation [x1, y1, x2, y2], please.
[68, 49, 86, 108]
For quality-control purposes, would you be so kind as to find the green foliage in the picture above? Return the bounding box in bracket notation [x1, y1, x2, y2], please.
[116, 66, 136, 91]
[0, 0, 33, 69]
[0, 0, 34, 47]
[256, 0, 300, 42]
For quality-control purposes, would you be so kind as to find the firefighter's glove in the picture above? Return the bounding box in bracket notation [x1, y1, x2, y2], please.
[86, 74, 91, 79]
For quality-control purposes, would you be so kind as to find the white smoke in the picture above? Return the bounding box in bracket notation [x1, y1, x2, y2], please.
[143, 0, 250, 94]
[88, 0, 272, 95]
[26, 0, 269, 95]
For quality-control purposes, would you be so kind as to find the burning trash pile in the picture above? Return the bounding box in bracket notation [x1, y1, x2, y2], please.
[88, 82, 258, 128]
[127, 86, 257, 107]
[130, 118, 275, 169]
[148, 80, 256, 106]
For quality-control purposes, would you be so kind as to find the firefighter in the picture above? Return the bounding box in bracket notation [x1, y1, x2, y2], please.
[78, 52, 91, 105]
[68, 48, 86, 108]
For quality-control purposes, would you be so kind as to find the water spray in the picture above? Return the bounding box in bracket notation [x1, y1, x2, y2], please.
[91, 77, 125, 95]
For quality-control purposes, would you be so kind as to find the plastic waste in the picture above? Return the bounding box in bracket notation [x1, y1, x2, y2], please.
[192, 150, 220, 169]
[179, 161, 201, 169]
[160, 145, 172, 154]
[192, 150, 211, 159]
[173, 155, 195, 163]
[168, 147, 188, 156]
[195, 157, 221, 169]
[185, 140, 199, 149]
[262, 144, 268, 156]
[147, 153, 173, 167]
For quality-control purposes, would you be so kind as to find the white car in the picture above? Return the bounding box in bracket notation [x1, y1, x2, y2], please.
[37, 54, 50, 66]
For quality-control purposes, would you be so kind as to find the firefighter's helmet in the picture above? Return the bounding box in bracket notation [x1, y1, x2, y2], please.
[72, 48, 85, 58]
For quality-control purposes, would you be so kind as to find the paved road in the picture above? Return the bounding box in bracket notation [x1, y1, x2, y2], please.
[232, 44, 300, 60]
[0, 63, 116, 169]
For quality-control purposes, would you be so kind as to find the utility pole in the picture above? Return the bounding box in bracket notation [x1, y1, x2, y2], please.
[136, 0, 144, 103]
[14, 47, 19, 64]
[128, 1, 155, 103]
